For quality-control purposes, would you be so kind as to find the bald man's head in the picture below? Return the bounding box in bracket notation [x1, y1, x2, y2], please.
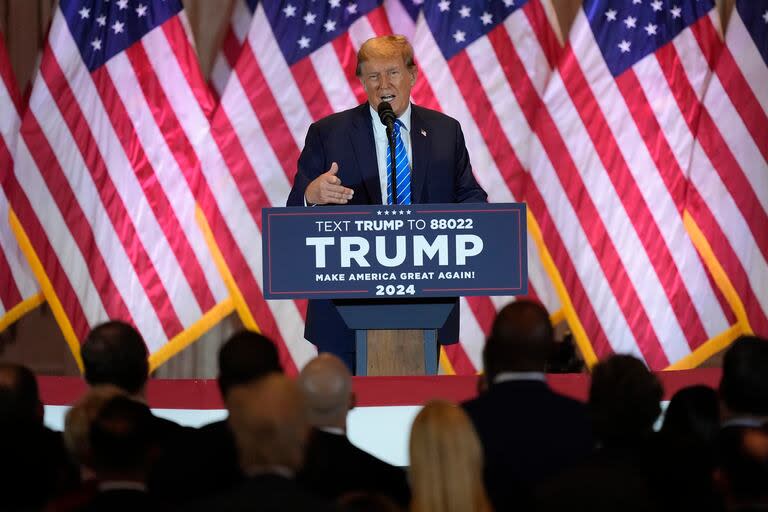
[299, 354, 353, 430]
[227, 374, 309, 472]
[483, 300, 554, 380]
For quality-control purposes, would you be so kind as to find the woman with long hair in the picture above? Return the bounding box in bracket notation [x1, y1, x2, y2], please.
[409, 400, 493, 512]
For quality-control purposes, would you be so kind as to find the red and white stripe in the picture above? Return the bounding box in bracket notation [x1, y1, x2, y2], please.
[0, 35, 40, 328]
[210, 0, 254, 97]
[686, 8, 768, 336]
[527, 9, 733, 369]
[411, 0, 563, 372]
[8, 8, 229, 356]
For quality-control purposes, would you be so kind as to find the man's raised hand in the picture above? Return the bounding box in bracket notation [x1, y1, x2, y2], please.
[304, 162, 355, 205]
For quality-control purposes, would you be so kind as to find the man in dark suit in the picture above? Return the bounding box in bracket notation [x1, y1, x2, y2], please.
[198, 374, 333, 512]
[297, 354, 410, 506]
[75, 396, 158, 512]
[462, 300, 593, 511]
[287, 35, 487, 369]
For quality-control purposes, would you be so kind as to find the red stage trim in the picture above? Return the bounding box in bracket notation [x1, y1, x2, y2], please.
[38, 369, 722, 410]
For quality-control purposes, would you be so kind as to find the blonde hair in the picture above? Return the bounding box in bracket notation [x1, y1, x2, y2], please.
[409, 400, 493, 512]
[356, 35, 416, 76]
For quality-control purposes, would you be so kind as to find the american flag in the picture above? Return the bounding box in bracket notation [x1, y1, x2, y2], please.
[527, 0, 738, 370]
[0, 34, 43, 332]
[204, 0, 566, 374]
[411, 0, 564, 372]
[210, 0, 257, 96]
[685, 0, 768, 339]
[6, 0, 232, 369]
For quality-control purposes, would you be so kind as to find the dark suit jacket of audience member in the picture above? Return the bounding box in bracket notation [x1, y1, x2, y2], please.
[297, 428, 410, 507]
[150, 419, 244, 504]
[145, 414, 196, 500]
[463, 379, 593, 510]
[196, 473, 335, 512]
[74, 488, 157, 512]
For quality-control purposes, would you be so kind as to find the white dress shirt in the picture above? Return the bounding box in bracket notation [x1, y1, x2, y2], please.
[369, 103, 413, 204]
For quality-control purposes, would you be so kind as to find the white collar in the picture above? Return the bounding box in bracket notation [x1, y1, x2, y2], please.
[98, 481, 147, 492]
[245, 465, 295, 479]
[493, 371, 547, 384]
[318, 426, 345, 436]
[369, 102, 412, 133]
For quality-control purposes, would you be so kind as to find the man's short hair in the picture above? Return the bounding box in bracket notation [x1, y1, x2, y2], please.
[482, 300, 554, 378]
[720, 335, 768, 416]
[589, 355, 663, 444]
[81, 321, 148, 395]
[218, 330, 282, 397]
[89, 395, 155, 473]
[0, 362, 41, 425]
[356, 35, 415, 76]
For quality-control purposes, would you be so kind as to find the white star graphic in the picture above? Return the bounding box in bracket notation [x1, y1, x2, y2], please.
[96, 15, 107, 26]
[413, 0, 424, 4]
[480, 11, 493, 25]
[304, 12, 317, 24]
[605, 9, 617, 22]
[624, 16, 637, 28]
[459, 5, 471, 18]
[112, 20, 125, 34]
[91, 38, 102, 51]
[453, 30, 466, 43]
[651, 0, 663, 12]
[324, 19, 337, 32]
[670, 6, 682, 18]
[283, 4, 296, 17]
[329, 0, 341, 8]
[763, 10, 768, 23]
[438, 0, 450, 12]
[298, 36, 311, 49]
[618, 39, 631, 53]
[632, 0, 642, 4]
[503, 0, 514, 6]
[136, 4, 147, 17]
[117, 0, 129, 10]
[79, 6, 90, 19]
[644, 22, 658, 35]
[347, 3, 358, 14]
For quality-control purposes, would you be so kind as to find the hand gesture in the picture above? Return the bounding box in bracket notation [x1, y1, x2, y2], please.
[304, 163, 355, 205]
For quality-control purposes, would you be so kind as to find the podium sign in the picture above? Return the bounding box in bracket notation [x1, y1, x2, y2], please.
[262, 203, 528, 300]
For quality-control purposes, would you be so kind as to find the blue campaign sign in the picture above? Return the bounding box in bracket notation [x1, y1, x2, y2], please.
[262, 203, 528, 299]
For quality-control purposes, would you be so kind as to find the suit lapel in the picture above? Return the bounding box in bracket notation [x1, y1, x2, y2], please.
[349, 103, 382, 205]
[410, 105, 430, 204]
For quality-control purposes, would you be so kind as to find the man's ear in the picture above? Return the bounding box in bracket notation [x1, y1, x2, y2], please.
[409, 67, 417, 85]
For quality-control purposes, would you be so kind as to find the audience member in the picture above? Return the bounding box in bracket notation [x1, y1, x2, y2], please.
[196, 374, 333, 511]
[297, 354, 409, 506]
[153, 329, 283, 504]
[462, 300, 592, 510]
[44, 385, 127, 512]
[0, 362, 78, 511]
[714, 425, 768, 511]
[719, 335, 768, 427]
[661, 385, 720, 445]
[537, 355, 663, 512]
[409, 400, 492, 512]
[73, 396, 158, 511]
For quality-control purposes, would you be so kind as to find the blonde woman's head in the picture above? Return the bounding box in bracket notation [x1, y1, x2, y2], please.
[409, 400, 492, 512]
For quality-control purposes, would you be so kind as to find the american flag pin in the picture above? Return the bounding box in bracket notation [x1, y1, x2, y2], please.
[420, 129, 427, 137]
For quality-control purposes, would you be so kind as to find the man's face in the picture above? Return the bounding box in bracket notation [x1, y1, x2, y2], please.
[360, 56, 416, 117]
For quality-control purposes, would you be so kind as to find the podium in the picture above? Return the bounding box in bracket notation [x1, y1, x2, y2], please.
[262, 203, 528, 376]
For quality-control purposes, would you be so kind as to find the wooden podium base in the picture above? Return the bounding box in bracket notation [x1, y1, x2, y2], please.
[356, 328, 438, 376]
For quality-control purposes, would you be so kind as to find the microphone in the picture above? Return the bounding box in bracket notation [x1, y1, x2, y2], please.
[377, 101, 396, 130]
[377, 101, 398, 204]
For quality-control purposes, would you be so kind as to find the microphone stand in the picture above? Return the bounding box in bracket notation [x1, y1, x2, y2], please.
[386, 123, 397, 205]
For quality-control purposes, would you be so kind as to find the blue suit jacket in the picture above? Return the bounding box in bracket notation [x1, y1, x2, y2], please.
[287, 103, 487, 360]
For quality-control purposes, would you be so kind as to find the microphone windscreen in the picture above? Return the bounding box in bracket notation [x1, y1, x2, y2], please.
[377, 101, 396, 126]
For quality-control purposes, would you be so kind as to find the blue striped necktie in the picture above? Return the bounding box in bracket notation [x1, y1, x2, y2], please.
[386, 120, 411, 205]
